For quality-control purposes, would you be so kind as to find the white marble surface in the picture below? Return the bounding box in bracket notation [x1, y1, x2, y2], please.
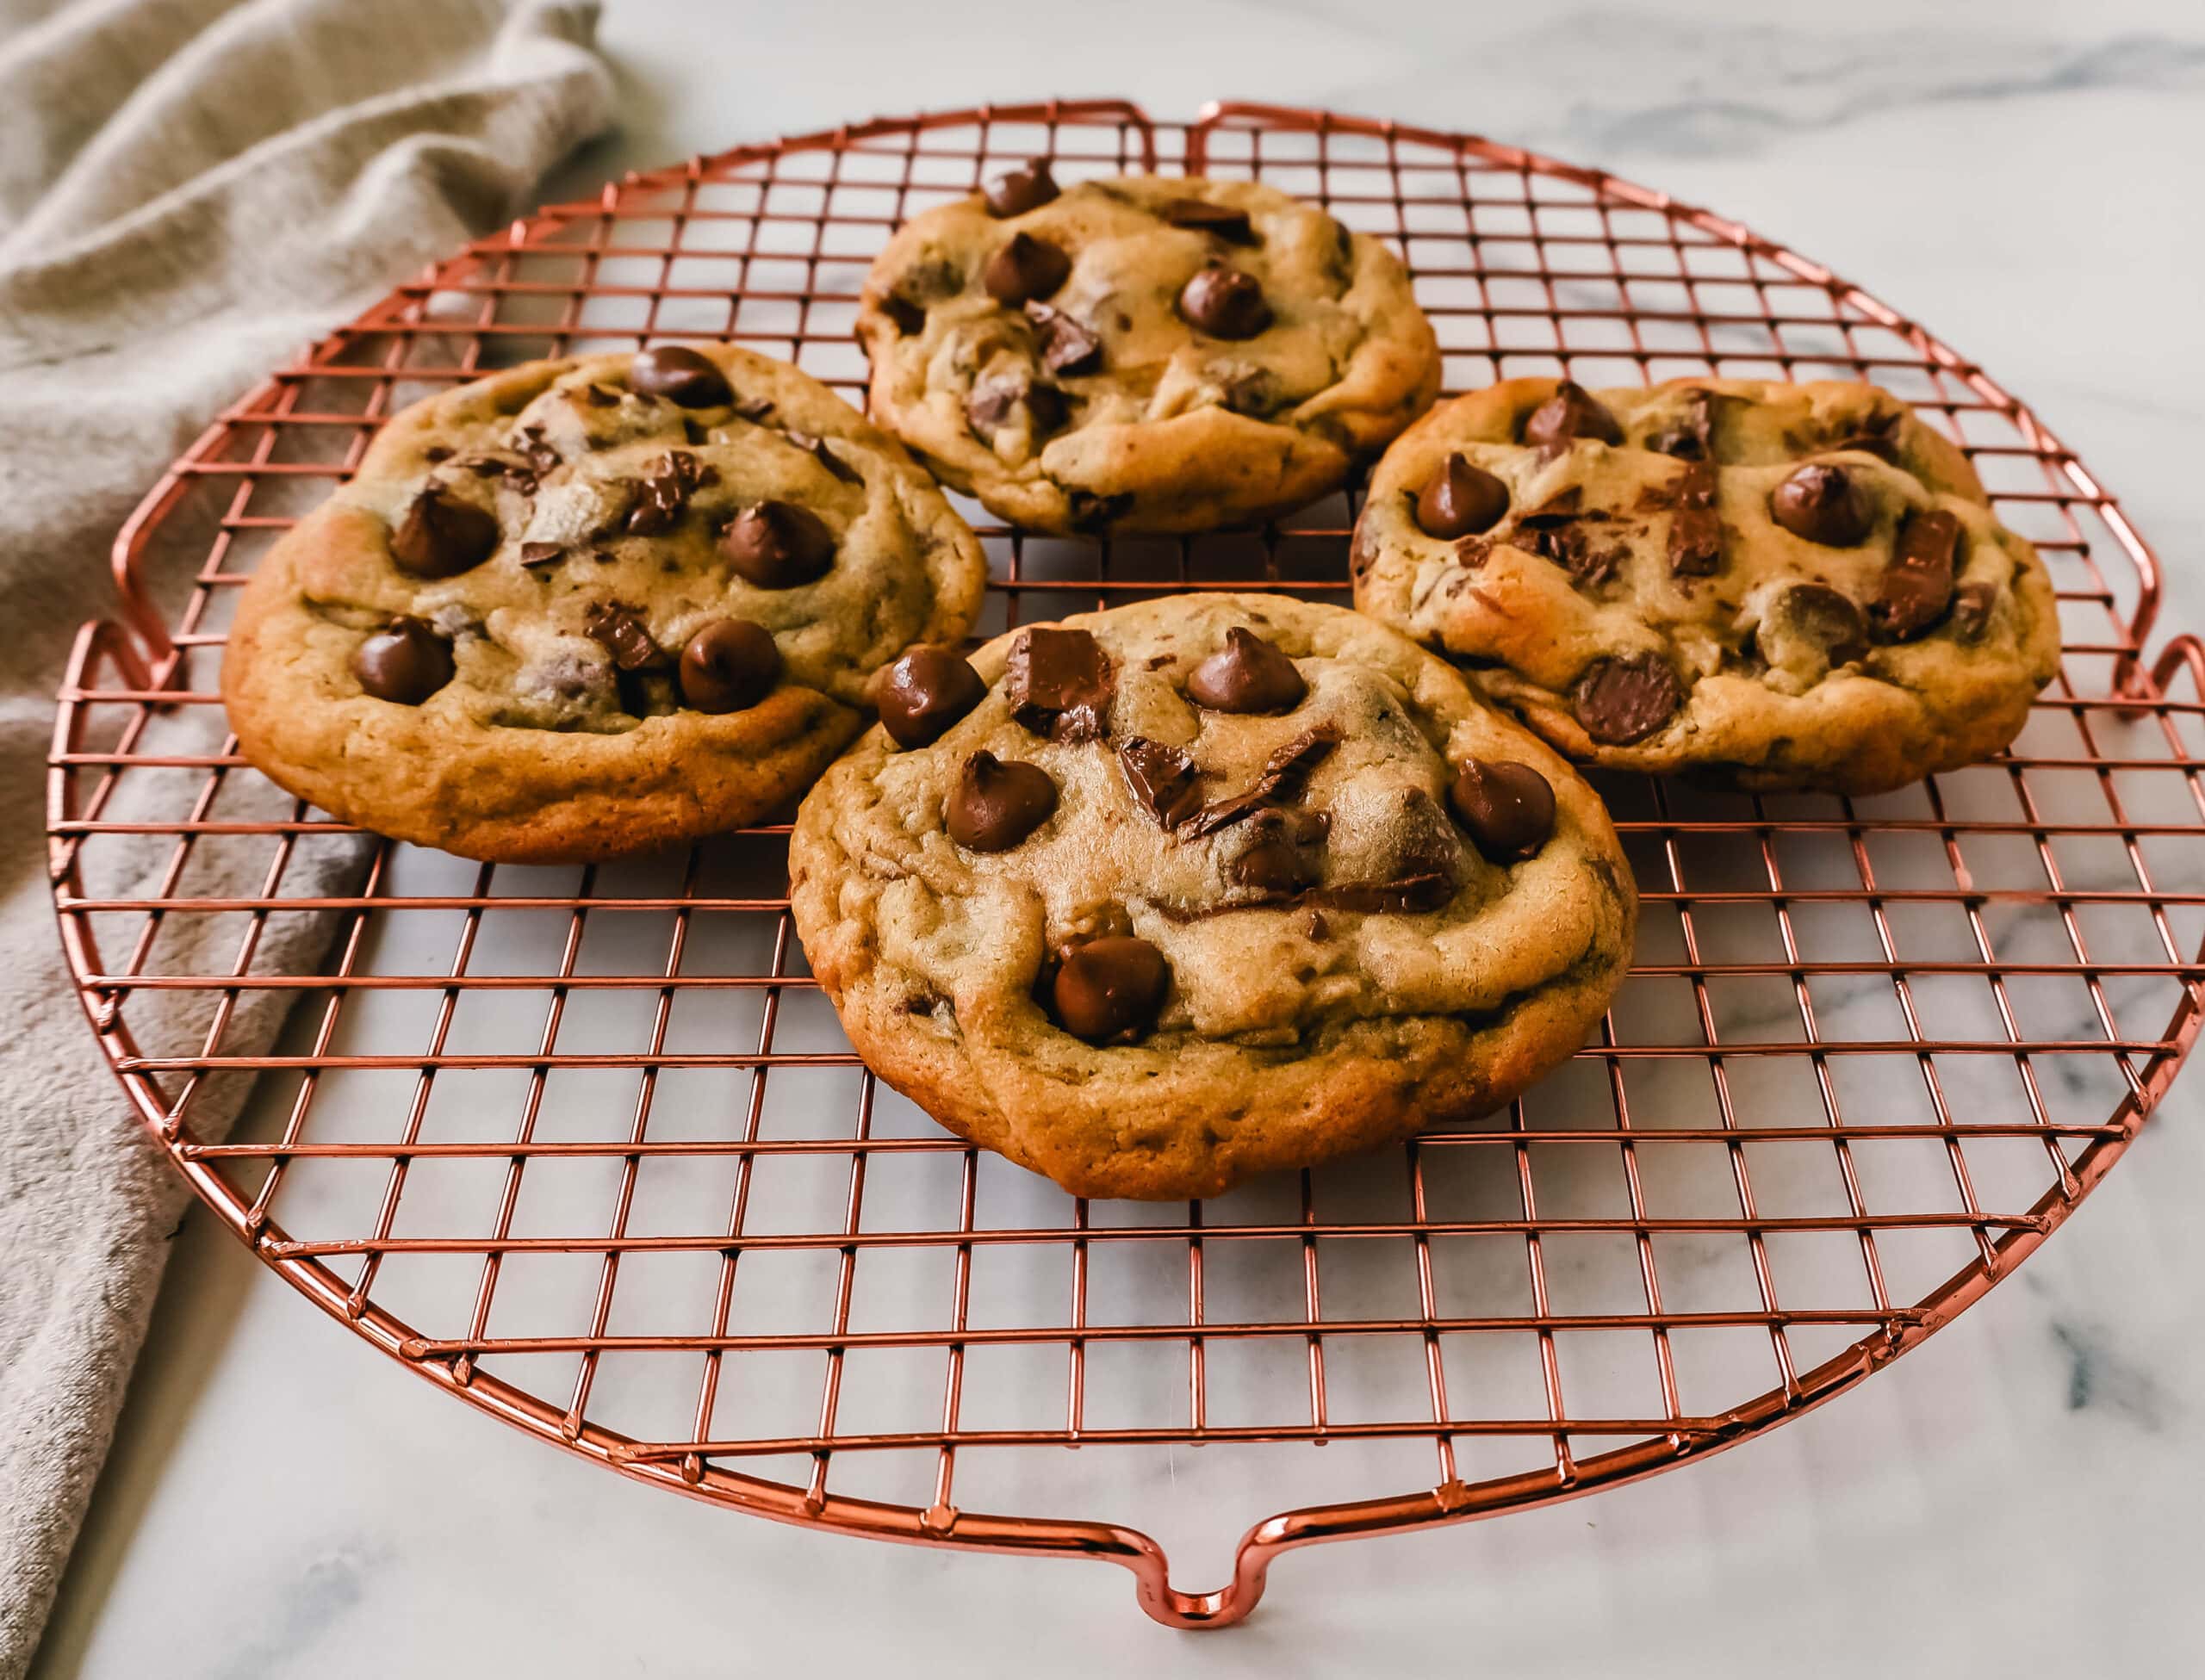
[30, 3, 2205, 1675]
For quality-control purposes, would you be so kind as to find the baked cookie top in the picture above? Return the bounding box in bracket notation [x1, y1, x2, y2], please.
[221, 346, 985, 863]
[790, 594, 1634, 1200]
[1351, 378, 2063, 792]
[856, 165, 1440, 535]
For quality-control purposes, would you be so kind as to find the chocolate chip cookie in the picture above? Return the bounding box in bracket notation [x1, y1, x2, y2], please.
[857, 165, 1441, 535]
[1351, 378, 2062, 792]
[223, 347, 987, 862]
[789, 594, 1634, 1200]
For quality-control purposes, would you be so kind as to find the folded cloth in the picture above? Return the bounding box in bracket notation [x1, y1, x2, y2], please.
[0, 3, 611, 1671]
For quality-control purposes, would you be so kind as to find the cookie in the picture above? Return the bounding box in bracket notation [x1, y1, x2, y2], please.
[1351, 377, 2062, 792]
[789, 594, 1635, 1200]
[857, 165, 1441, 535]
[222, 347, 987, 863]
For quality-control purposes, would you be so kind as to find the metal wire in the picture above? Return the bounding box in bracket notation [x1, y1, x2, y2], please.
[45, 100, 2205, 1630]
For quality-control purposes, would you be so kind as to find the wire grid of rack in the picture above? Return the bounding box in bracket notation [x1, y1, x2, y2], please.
[45, 101, 2205, 1628]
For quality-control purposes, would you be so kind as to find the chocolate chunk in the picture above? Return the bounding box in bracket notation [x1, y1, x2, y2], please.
[966, 375, 1066, 437]
[1448, 759, 1556, 864]
[1184, 728, 1339, 839]
[722, 499, 835, 588]
[1522, 381, 1623, 450]
[625, 449, 717, 535]
[1158, 197, 1256, 245]
[947, 751, 1059, 852]
[1668, 465, 1724, 576]
[1303, 908, 1330, 940]
[1118, 738, 1203, 828]
[1051, 936, 1169, 1045]
[734, 395, 777, 423]
[1825, 408, 1904, 462]
[1866, 508, 1960, 643]
[1227, 808, 1328, 896]
[1415, 453, 1510, 540]
[682, 418, 711, 446]
[517, 425, 561, 478]
[984, 158, 1059, 218]
[880, 294, 927, 336]
[1530, 520, 1625, 587]
[875, 645, 985, 748]
[984, 232, 1071, 305]
[583, 602, 666, 671]
[1643, 388, 1720, 460]
[1221, 366, 1281, 417]
[422, 445, 454, 462]
[1177, 265, 1270, 339]
[1319, 875, 1454, 915]
[630, 346, 732, 409]
[1950, 580, 1997, 641]
[581, 382, 622, 408]
[519, 542, 563, 567]
[390, 487, 500, 579]
[1771, 463, 1873, 548]
[1186, 628, 1305, 715]
[1572, 653, 1684, 745]
[352, 617, 453, 704]
[1758, 582, 1868, 674]
[1006, 626, 1115, 741]
[678, 618, 780, 712]
[1024, 301, 1102, 375]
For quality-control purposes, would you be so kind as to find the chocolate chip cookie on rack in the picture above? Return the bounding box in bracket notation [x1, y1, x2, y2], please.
[222, 346, 986, 862]
[788, 594, 1634, 1200]
[1351, 377, 2062, 792]
[856, 161, 1441, 535]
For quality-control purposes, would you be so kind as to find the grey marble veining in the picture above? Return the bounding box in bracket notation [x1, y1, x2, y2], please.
[29, 3, 2205, 1676]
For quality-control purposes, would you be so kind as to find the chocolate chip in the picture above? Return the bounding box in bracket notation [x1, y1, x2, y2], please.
[880, 294, 927, 336]
[582, 382, 622, 407]
[1572, 653, 1683, 745]
[1668, 465, 1724, 576]
[984, 232, 1071, 305]
[352, 617, 453, 704]
[1522, 381, 1623, 450]
[422, 445, 453, 462]
[1303, 908, 1330, 940]
[984, 160, 1059, 219]
[1118, 738, 1203, 828]
[1183, 727, 1339, 839]
[1867, 508, 1960, 643]
[967, 375, 1065, 437]
[1950, 580, 1997, 642]
[875, 645, 985, 747]
[1024, 301, 1102, 374]
[625, 449, 717, 535]
[1158, 197, 1255, 245]
[1448, 759, 1556, 864]
[1065, 488, 1131, 530]
[1771, 463, 1873, 548]
[1050, 936, 1169, 1045]
[582, 602, 666, 671]
[519, 542, 563, 567]
[947, 751, 1059, 852]
[1006, 626, 1115, 741]
[782, 430, 860, 485]
[722, 500, 834, 588]
[517, 425, 561, 478]
[1415, 453, 1510, 540]
[1643, 387, 1721, 460]
[734, 395, 777, 423]
[1227, 808, 1328, 896]
[1757, 581, 1868, 675]
[1186, 628, 1305, 714]
[389, 487, 499, 579]
[630, 346, 732, 409]
[1221, 366, 1280, 417]
[1177, 265, 1270, 339]
[679, 618, 780, 712]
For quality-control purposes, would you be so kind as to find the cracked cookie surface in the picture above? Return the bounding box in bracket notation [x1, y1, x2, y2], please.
[857, 168, 1440, 535]
[789, 594, 1634, 1200]
[1351, 377, 2061, 792]
[222, 347, 986, 862]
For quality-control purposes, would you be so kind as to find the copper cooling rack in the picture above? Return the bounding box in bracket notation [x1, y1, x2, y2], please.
[46, 101, 2205, 1627]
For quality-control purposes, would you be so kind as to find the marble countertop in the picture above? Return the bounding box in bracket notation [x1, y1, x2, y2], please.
[31, 3, 2205, 1675]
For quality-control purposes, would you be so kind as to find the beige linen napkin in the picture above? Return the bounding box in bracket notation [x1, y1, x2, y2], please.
[0, 3, 611, 1672]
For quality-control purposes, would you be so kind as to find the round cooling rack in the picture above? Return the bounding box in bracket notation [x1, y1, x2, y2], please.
[47, 100, 2205, 1628]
